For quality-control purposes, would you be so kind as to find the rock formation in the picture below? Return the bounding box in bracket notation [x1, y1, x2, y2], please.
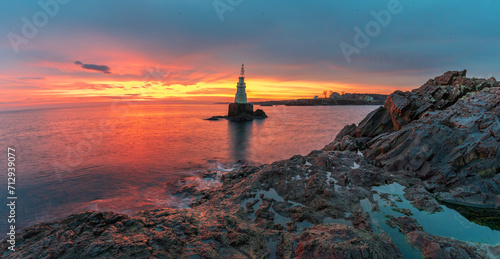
[205, 103, 267, 122]
[227, 103, 268, 122]
[331, 70, 500, 209]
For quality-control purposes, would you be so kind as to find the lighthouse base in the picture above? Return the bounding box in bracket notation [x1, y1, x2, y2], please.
[228, 103, 253, 117]
[227, 103, 267, 122]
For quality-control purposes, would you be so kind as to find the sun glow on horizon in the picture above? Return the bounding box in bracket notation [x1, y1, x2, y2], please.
[0, 73, 396, 111]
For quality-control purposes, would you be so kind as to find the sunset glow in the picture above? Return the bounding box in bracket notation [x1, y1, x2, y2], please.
[1, 1, 498, 110]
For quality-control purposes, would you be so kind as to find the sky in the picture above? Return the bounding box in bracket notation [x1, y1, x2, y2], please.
[0, 0, 499, 110]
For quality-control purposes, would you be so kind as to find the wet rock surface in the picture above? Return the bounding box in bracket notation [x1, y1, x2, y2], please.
[329, 70, 500, 209]
[367, 86, 500, 207]
[389, 216, 495, 259]
[2, 71, 500, 258]
[4, 148, 498, 258]
[2, 151, 406, 258]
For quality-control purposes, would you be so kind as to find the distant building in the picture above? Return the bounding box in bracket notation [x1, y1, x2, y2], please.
[234, 63, 247, 103]
[329, 92, 341, 99]
[343, 93, 353, 99]
[313, 96, 319, 99]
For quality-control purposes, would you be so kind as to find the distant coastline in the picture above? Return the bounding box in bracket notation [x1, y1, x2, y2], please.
[214, 93, 388, 106]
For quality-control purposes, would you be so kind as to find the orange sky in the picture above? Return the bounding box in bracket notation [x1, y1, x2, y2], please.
[3, 1, 496, 111]
[1, 43, 420, 111]
[0, 51, 410, 111]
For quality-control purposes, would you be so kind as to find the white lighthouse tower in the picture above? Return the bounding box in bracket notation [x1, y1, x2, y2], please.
[227, 63, 267, 121]
[234, 63, 247, 103]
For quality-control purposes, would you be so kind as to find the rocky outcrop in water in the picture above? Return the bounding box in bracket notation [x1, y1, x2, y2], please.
[227, 103, 268, 122]
[206, 104, 268, 121]
[2, 71, 499, 258]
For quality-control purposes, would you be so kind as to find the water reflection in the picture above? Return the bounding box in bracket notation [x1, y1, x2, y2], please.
[0, 104, 378, 234]
[228, 121, 253, 162]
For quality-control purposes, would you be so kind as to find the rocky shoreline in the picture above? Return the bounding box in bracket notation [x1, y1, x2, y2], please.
[2, 71, 500, 258]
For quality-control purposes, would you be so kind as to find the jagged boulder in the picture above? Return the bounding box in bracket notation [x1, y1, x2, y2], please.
[355, 106, 394, 137]
[324, 71, 500, 207]
[293, 224, 403, 258]
[253, 108, 268, 119]
[384, 70, 497, 130]
[367, 86, 500, 207]
[322, 70, 500, 207]
[389, 216, 497, 259]
[334, 123, 357, 141]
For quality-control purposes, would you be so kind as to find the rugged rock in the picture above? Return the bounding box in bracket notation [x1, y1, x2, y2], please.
[334, 123, 357, 141]
[293, 224, 402, 258]
[3, 209, 270, 259]
[384, 70, 495, 130]
[205, 115, 227, 121]
[402, 185, 443, 213]
[3, 146, 498, 258]
[325, 70, 500, 208]
[389, 216, 498, 259]
[367, 86, 500, 207]
[323, 135, 361, 151]
[355, 106, 394, 138]
[253, 109, 268, 119]
[3, 150, 406, 258]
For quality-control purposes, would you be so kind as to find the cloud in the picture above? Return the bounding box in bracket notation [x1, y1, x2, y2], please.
[0, 85, 41, 90]
[74, 61, 111, 74]
[17, 77, 45, 80]
[57, 82, 117, 90]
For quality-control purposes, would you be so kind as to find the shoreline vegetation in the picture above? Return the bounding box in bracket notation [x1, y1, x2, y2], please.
[3, 70, 500, 258]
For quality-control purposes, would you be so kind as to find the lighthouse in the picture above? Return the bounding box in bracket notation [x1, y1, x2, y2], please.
[226, 63, 267, 121]
[234, 63, 247, 103]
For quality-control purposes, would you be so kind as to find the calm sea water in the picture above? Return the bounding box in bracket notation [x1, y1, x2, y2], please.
[0, 103, 377, 233]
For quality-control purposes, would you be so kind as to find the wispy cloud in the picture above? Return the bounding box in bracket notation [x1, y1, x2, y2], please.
[17, 77, 45, 80]
[74, 61, 111, 74]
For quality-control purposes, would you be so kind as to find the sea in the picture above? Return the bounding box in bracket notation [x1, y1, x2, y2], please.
[0, 103, 378, 233]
